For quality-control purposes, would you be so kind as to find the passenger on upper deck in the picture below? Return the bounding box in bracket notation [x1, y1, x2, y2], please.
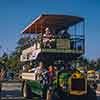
[43, 27, 55, 48]
[57, 27, 70, 39]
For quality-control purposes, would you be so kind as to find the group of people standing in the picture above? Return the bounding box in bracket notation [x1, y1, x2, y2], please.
[28, 61, 74, 100]
[28, 61, 58, 100]
[28, 61, 57, 85]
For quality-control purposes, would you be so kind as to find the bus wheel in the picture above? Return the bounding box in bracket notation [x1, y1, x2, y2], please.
[22, 81, 27, 98]
[22, 81, 32, 99]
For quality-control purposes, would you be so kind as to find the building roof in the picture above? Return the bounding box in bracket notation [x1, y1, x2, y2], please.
[21, 14, 84, 34]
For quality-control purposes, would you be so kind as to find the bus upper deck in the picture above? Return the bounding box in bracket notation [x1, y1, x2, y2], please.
[20, 14, 85, 62]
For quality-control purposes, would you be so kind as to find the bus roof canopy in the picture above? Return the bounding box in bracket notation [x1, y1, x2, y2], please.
[21, 14, 84, 34]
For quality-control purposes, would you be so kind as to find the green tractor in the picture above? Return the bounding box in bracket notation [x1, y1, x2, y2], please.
[21, 66, 87, 99]
[21, 72, 48, 99]
[52, 68, 87, 97]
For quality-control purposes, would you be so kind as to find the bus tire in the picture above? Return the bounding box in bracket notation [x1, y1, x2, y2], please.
[23, 81, 33, 99]
[22, 80, 27, 98]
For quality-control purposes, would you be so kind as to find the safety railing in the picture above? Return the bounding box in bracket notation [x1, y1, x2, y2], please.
[40, 35, 85, 53]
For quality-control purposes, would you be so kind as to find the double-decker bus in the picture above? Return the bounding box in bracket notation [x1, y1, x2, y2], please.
[20, 14, 86, 98]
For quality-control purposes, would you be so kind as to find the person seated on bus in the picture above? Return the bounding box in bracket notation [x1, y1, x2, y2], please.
[34, 61, 48, 80]
[28, 67, 36, 72]
[28, 62, 46, 74]
[59, 29, 70, 39]
[48, 65, 56, 84]
[57, 27, 70, 39]
[43, 27, 55, 48]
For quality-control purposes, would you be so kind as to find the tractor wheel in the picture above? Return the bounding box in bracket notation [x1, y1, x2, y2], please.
[22, 81, 32, 99]
[22, 80, 27, 98]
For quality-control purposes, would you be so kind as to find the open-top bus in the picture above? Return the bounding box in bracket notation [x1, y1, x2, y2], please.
[20, 14, 87, 98]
